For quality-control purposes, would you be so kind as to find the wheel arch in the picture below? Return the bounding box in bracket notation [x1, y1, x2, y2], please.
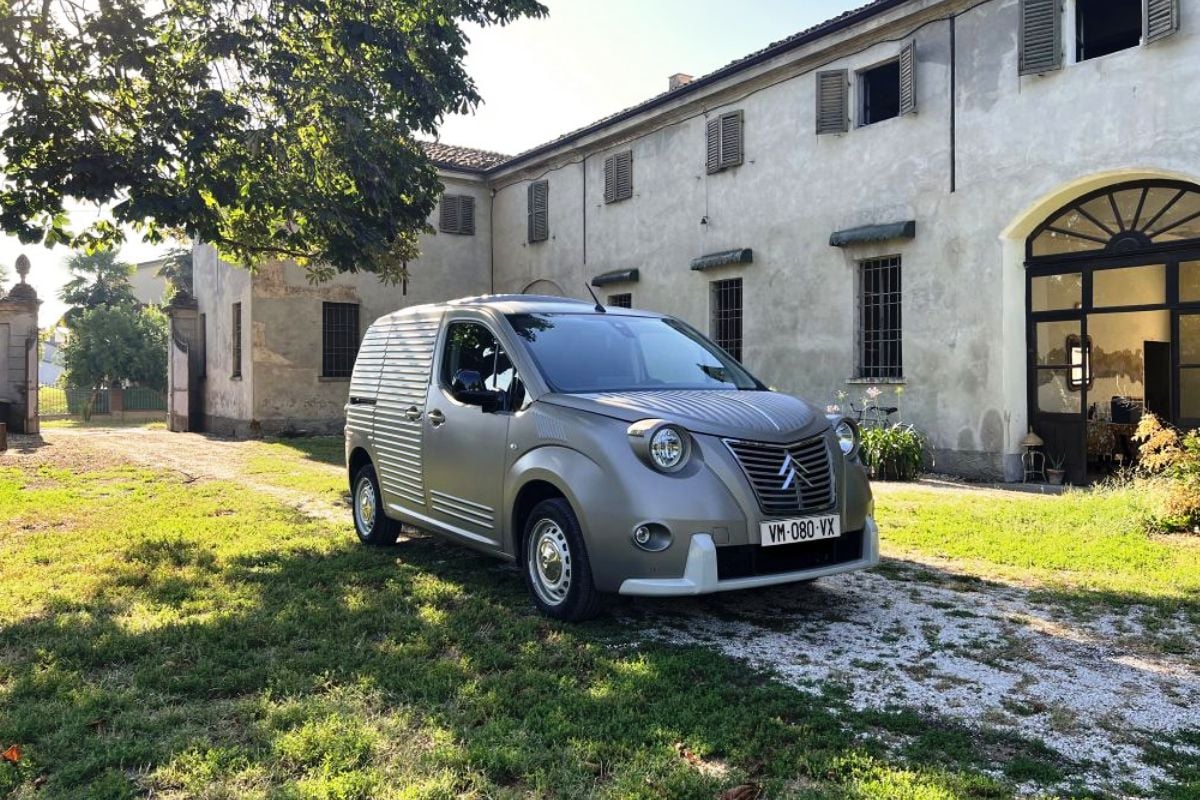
[348, 446, 373, 491]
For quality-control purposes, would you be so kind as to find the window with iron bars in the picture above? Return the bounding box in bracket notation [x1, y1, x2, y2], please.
[322, 302, 361, 378]
[710, 278, 743, 362]
[607, 293, 632, 308]
[231, 303, 242, 378]
[857, 256, 903, 379]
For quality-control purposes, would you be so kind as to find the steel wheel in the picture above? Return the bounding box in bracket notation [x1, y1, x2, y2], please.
[527, 518, 572, 606]
[354, 476, 377, 532]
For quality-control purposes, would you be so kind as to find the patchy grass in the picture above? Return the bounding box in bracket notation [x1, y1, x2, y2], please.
[0, 451, 1063, 798]
[874, 484, 1200, 614]
[39, 417, 166, 430]
[243, 438, 347, 503]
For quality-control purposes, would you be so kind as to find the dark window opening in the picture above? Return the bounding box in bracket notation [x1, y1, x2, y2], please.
[607, 293, 632, 308]
[858, 256, 903, 379]
[1077, 0, 1142, 61]
[231, 302, 242, 378]
[859, 60, 901, 125]
[322, 302, 360, 378]
[710, 278, 743, 362]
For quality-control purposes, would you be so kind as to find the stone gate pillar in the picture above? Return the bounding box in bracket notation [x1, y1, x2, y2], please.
[0, 254, 40, 434]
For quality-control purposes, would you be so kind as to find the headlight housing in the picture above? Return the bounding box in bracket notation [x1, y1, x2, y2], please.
[627, 419, 692, 473]
[833, 417, 860, 458]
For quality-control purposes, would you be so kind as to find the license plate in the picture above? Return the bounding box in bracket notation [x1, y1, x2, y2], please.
[760, 514, 841, 547]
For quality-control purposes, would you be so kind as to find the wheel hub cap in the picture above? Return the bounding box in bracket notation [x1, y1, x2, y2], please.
[528, 519, 571, 606]
[356, 479, 376, 530]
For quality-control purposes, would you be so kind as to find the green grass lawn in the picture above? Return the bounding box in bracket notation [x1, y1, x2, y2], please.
[874, 484, 1200, 616]
[0, 453, 1076, 799]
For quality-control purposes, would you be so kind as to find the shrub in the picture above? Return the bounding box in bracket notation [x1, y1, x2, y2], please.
[1134, 414, 1200, 533]
[859, 424, 926, 482]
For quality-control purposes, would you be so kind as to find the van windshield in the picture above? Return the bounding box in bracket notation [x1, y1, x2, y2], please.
[505, 313, 763, 393]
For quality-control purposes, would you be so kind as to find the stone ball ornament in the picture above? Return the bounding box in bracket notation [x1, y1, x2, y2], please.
[7, 253, 38, 301]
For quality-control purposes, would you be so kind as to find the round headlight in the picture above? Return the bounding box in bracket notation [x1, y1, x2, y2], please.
[650, 426, 686, 470]
[834, 418, 860, 457]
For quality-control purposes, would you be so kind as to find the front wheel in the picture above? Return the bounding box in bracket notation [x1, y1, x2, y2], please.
[352, 464, 400, 546]
[522, 498, 603, 621]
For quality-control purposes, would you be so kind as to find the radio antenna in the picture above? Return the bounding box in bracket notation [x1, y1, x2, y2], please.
[584, 282, 606, 313]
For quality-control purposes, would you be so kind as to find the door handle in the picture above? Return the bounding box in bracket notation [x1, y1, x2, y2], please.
[427, 409, 446, 427]
[404, 406, 421, 422]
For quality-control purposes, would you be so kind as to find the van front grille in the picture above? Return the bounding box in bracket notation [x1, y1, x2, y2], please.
[725, 436, 836, 517]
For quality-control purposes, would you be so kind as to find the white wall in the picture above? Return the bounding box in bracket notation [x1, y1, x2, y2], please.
[193, 244, 254, 429]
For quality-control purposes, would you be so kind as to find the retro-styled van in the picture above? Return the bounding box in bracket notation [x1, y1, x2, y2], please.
[345, 296, 877, 620]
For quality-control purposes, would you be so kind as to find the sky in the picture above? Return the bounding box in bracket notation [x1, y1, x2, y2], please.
[1, 0, 862, 325]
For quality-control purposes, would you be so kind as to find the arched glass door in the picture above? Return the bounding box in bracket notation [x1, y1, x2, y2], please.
[1026, 181, 1200, 484]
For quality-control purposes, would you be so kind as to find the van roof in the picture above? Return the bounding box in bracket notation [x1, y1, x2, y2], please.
[377, 294, 664, 321]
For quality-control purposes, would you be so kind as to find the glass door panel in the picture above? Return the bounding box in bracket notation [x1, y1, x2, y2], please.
[1085, 311, 1170, 421]
[1181, 312, 1200, 425]
[1093, 263, 1166, 308]
[1180, 261, 1200, 303]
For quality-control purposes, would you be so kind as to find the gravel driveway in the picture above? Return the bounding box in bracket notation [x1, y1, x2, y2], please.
[23, 426, 1200, 797]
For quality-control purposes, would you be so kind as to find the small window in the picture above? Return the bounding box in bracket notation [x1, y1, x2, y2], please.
[441, 321, 524, 406]
[321, 302, 360, 379]
[438, 194, 475, 235]
[604, 151, 633, 203]
[705, 111, 743, 174]
[607, 293, 632, 308]
[859, 60, 901, 125]
[528, 180, 549, 243]
[858, 256, 903, 379]
[1077, 0, 1142, 61]
[231, 302, 242, 378]
[710, 278, 743, 362]
[1066, 333, 1094, 390]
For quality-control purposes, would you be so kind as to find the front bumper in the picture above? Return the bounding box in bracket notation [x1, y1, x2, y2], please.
[617, 516, 880, 596]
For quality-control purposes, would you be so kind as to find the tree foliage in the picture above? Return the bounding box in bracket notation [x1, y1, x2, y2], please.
[0, 0, 545, 282]
[58, 250, 138, 327]
[62, 305, 169, 418]
[156, 247, 194, 299]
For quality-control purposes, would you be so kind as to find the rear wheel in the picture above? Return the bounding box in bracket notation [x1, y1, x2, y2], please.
[522, 498, 602, 621]
[352, 464, 400, 546]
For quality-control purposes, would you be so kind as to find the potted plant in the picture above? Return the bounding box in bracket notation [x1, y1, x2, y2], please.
[1046, 452, 1067, 485]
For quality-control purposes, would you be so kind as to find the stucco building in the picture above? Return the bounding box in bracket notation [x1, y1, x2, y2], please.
[180, 0, 1200, 483]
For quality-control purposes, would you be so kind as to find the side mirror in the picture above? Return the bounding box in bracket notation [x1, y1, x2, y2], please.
[452, 368, 506, 411]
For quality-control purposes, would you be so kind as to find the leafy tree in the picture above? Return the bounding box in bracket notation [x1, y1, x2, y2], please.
[58, 250, 138, 327]
[61, 305, 168, 418]
[157, 247, 194, 300]
[0, 0, 546, 282]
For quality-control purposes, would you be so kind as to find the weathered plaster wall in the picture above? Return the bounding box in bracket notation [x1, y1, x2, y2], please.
[246, 174, 493, 433]
[0, 297, 39, 433]
[491, 0, 1200, 478]
[193, 243, 254, 434]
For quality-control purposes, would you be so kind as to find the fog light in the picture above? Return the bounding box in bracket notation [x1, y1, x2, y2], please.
[631, 523, 672, 552]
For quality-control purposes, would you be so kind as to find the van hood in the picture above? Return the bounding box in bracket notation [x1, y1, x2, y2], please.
[540, 390, 829, 443]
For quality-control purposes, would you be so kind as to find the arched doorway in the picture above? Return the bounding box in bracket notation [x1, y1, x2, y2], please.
[521, 279, 566, 297]
[1026, 179, 1200, 483]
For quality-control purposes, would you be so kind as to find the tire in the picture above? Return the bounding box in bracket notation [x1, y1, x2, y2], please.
[352, 463, 400, 546]
[522, 498, 603, 621]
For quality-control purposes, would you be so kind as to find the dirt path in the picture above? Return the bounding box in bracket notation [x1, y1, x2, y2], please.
[20, 427, 1199, 796]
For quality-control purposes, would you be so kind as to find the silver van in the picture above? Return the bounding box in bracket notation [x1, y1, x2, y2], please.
[345, 295, 878, 620]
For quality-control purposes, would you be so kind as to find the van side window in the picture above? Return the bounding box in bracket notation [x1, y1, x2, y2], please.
[442, 321, 525, 405]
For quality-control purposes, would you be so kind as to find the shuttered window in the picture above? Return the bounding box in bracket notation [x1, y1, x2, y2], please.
[1145, 0, 1181, 42]
[1019, 0, 1063, 75]
[604, 151, 634, 203]
[898, 41, 917, 116]
[527, 180, 549, 243]
[438, 194, 475, 235]
[815, 70, 849, 134]
[705, 111, 743, 174]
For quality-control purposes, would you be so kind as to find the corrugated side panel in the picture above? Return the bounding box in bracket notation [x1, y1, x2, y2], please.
[374, 312, 441, 509]
[346, 323, 388, 436]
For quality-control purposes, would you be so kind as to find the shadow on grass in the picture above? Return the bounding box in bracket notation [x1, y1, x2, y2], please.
[0, 525, 1076, 799]
[262, 436, 345, 467]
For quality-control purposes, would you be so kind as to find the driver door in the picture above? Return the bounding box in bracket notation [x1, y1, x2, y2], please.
[422, 319, 517, 549]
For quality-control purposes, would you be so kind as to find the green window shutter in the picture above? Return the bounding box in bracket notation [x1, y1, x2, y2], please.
[439, 195, 458, 233]
[719, 111, 743, 169]
[1145, 0, 1180, 43]
[528, 180, 548, 243]
[1019, 0, 1062, 76]
[815, 70, 849, 134]
[603, 155, 616, 203]
[705, 117, 721, 174]
[615, 151, 633, 201]
[460, 196, 475, 235]
[899, 41, 917, 116]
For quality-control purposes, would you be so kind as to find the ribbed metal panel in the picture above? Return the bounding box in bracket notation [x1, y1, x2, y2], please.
[374, 313, 441, 508]
[430, 490, 494, 530]
[725, 436, 836, 517]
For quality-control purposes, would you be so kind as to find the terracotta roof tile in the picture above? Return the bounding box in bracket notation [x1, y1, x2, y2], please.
[421, 141, 510, 172]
